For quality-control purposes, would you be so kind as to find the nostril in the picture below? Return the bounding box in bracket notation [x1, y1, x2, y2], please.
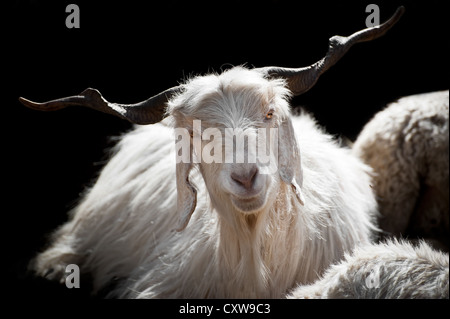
[249, 166, 258, 183]
[231, 167, 259, 190]
[230, 172, 242, 185]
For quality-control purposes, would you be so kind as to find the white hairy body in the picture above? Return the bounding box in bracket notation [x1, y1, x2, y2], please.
[33, 67, 377, 298]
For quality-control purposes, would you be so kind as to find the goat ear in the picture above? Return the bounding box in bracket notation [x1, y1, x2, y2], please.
[175, 160, 197, 231]
[278, 117, 305, 205]
[172, 113, 197, 231]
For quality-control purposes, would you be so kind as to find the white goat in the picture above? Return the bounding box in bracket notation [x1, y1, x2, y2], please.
[287, 239, 449, 299]
[20, 8, 404, 298]
[353, 90, 449, 250]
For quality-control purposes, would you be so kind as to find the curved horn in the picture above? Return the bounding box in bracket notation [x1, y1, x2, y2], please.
[257, 6, 405, 96]
[19, 86, 182, 125]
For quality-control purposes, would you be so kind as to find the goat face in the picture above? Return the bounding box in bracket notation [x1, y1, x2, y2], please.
[167, 67, 304, 227]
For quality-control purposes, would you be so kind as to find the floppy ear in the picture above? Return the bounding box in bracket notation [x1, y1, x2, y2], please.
[172, 113, 198, 231]
[278, 117, 305, 205]
[175, 160, 197, 231]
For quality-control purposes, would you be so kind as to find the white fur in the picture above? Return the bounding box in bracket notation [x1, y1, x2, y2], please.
[33, 67, 378, 298]
[287, 239, 449, 299]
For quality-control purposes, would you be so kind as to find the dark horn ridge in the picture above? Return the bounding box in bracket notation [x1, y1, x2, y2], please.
[256, 6, 405, 96]
[19, 86, 182, 125]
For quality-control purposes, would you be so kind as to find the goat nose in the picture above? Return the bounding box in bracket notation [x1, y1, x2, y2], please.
[231, 166, 258, 190]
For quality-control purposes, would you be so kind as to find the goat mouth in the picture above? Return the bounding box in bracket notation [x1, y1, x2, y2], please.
[230, 194, 266, 213]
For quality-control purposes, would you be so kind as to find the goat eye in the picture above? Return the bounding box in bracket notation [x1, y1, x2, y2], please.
[265, 111, 274, 120]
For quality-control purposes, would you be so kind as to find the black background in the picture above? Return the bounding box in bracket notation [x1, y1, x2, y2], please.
[3, 0, 449, 305]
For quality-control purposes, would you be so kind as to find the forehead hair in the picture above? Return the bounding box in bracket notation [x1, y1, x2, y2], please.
[167, 66, 292, 127]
